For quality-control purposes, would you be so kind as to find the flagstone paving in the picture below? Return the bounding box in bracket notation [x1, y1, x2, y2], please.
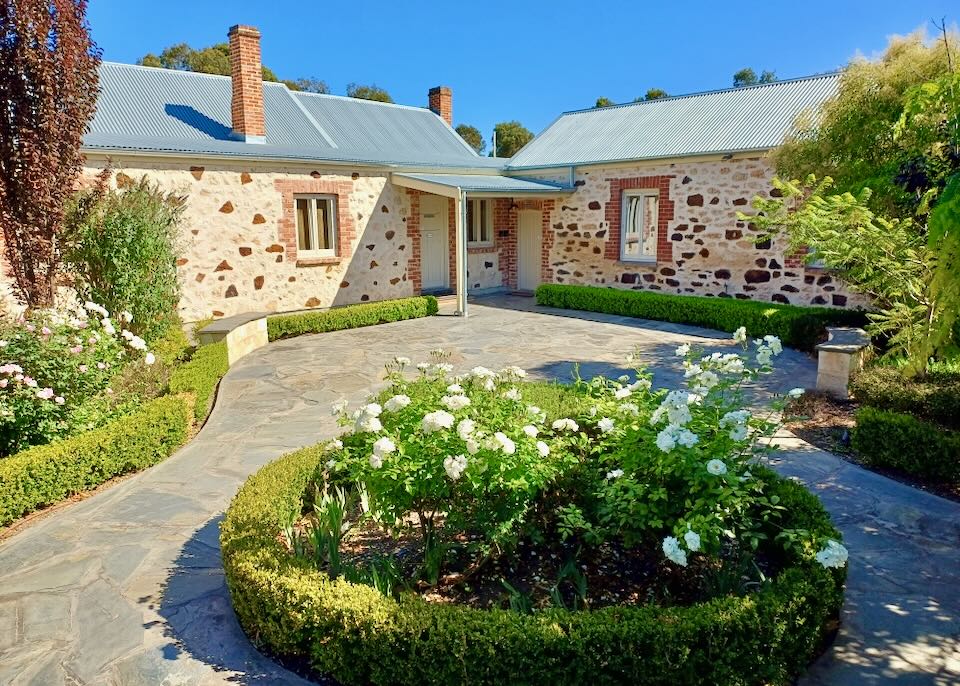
[0, 296, 957, 685]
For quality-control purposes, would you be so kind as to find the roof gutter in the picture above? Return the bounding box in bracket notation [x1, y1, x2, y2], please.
[505, 146, 776, 172]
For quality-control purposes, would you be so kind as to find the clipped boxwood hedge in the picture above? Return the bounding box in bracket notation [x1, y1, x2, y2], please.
[169, 341, 230, 421]
[0, 394, 192, 526]
[852, 407, 960, 483]
[222, 445, 846, 686]
[268, 296, 439, 341]
[850, 366, 960, 431]
[536, 284, 867, 351]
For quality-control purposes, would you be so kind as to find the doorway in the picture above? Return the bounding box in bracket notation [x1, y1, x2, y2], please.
[420, 195, 449, 291]
[517, 209, 542, 292]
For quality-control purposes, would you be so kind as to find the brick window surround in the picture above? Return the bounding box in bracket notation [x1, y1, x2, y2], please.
[275, 179, 356, 265]
[604, 175, 675, 265]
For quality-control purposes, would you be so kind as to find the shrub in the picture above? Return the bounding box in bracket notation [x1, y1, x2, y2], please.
[63, 172, 185, 343]
[851, 365, 960, 430]
[169, 341, 229, 421]
[221, 447, 845, 686]
[536, 284, 866, 351]
[267, 297, 439, 341]
[0, 394, 192, 526]
[852, 407, 960, 483]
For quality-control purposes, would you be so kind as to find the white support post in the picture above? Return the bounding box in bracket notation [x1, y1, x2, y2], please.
[455, 189, 469, 317]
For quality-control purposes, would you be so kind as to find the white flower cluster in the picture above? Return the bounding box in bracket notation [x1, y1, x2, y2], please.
[815, 539, 849, 569]
[369, 435, 396, 468]
[754, 335, 783, 367]
[720, 409, 752, 441]
[422, 409, 455, 433]
[441, 394, 471, 411]
[384, 394, 411, 412]
[706, 458, 728, 476]
[551, 418, 579, 432]
[655, 424, 699, 452]
[443, 454, 468, 480]
[355, 403, 383, 433]
[662, 529, 702, 567]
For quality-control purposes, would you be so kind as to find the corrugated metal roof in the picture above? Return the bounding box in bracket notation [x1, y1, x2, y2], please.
[84, 63, 501, 169]
[394, 173, 573, 193]
[506, 74, 839, 169]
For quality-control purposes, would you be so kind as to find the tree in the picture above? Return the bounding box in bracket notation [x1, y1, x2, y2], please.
[595, 96, 614, 108]
[455, 124, 486, 154]
[493, 121, 534, 158]
[139, 42, 288, 86]
[346, 83, 393, 103]
[773, 31, 959, 217]
[643, 88, 669, 100]
[0, 0, 102, 308]
[283, 77, 329, 94]
[733, 68, 775, 88]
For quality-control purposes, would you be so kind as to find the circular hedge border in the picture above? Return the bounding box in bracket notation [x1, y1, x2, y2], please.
[221, 444, 846, 686]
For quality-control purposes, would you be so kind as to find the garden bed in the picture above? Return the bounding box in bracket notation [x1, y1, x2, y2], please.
[223, 341, 848, 686]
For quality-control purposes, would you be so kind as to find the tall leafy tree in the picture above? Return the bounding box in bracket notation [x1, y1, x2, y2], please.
[0, 0, 101, 307]
[455, 124, 486, 154]
[595, 96, 614, 108]
[139, 43, 283, 82]
[284, 77, 329, 94]
[493, 121, 534, 158]
[346, 83, 393, 103]
[733, 68, 776, 87]
[642, 88, 669, 100]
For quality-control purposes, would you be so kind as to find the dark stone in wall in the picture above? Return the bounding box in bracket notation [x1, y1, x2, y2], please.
[225, 285, 238, 297]
[574, 180, 585, 187]
[744, 269, 771, 283]
[772, 294, 789, 303]
[687, 194, 704, 206]
[306, 297, 321, 307]
[310, 171, 322, 178]
[699, 249, 709, 258]
[567, 223, 578, 230]
[682, 252, 695, 259]
[176, 258, 188, 266]
[219, 202, 234, 214]
[675, 224, 688, 232]
[385, 230, 395, 239]
[710, 197, 719, 205]
[621, 273, 638, 284]
[672, 233, 684, 241]
[340, 281, 350, 288]
[366, 244, 375, 250]
[390, 277, 400, 285]
[770, 187, 783, 198]
[195, 273, 205, 282]
[588, 201, 601, 210]
[725, 230, 742, 240]
[557, 269, 570, 275]
[361, 294, 370, 301]
[276, 255, 283, 263]
[768, 259, 782, 269]
[715, 269, 731, 279]
[682, 176, 692, 184]
[239, 247, 252, 256]
[252, 214, 266, 225]
[642, 273, 656, 283]
[755, 258, 767, 267]
[241, 172, 253, 184]
[593, 247, 601, 254]
[666, 278, 680, 287]
[832, 294, 847, 306]
[352, 172, 360, 180]
[660, 267, 676, 276]
[755, 238, 771, 250]
[804, 275, 815, 285]
[733, 198, 748, 206]
[382, 205, 389, 213]
[289, 276, 296, 282]
[781, 284, 799, 293]
[254, 275, 264, 290]
[595, 229, 606, 238]
[817, 275, 832, 286]
[743, 285, 757, 292]
[190, 166, 204, 180]
[266, 244, 284, 253]
[693, 225, 706, 233]
[812, 295, 827, 305]
[215, 260, 232, 271]
[485, 261, 493, 269]
[370, 260, 379, 268]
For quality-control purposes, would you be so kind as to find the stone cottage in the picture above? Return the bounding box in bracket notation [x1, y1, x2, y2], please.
[56, 24, 859, 322]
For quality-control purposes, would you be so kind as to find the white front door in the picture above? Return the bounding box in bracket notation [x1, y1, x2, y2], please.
[517, 209, 542, 291]
[420, 195, 449, 290]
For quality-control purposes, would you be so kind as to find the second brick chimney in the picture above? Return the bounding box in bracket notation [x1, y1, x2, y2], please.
[428, 86, 453, 126]
[228, 24, 266, 143]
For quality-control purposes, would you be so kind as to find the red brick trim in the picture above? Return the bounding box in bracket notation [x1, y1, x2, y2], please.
[405, 190, 423, 293]
[604, 175, 675, 265]
[275, 179, 356, 264]
[507, 198, 555, 288]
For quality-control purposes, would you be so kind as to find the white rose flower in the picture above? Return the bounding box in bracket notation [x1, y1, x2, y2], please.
[373, 436, 396, 456]
[499, 365, 527, 379]
[369, 453, 383, 469]
[763, 335, 783, 355]
[441, 394, 471, 411]
[656, 427, 677, 453]
[787, 387, 805, 399]
[551, 418, 579, 432]
[677, 429, 699, 448]
[325, 459, 337, 470]
[443, 454, 468, 480]
[457, 418, 476, 440]
[720, 409, 751, 427]
[324, 439, 343, 452]
[815, 540, 849, 569]
[662, 536, 688, 566]
[483, 378, 496, 391]
[393, 356, 412, 366]
[470, 366, 496, 379]
[729, 424, 749, 441]
[120, 310, 134, 323]
[361, 403, 383, 418]
[384, 394, 411, 413]
[675, 343, 691, 357]
[756, 347, 773, 367]
[446, 383, 464, 394]
[466, 438, 480, 455]
[493, 431, 516, 455]
[695, 371, 719, 391]
[706, 459, 728, 476]
[628, 379, 651, 392]
[684, 530, 702, 552]
[144, 352, 156, 366]
[527, 405, 546, 423]
[535, 440, 550, 457]
[422, 410, 455, 433]
[502, 388, 522, 401]
[356, 415, 383, 433]
[618, 402, 640, 417]
[606, 468, 624, 480]
[733, 326, 747, 344]
[522, 424, 539, 438]
[614, 387, 632, 400]
[598, 417, 615, 433]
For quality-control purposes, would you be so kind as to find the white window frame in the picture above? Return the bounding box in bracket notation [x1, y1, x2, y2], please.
[620, 189, 659, 262]
[294, 194, 338, 258]
[467, 198, 494, 247]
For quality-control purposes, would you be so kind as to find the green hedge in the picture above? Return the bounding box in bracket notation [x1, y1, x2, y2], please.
[169, 341, 229, 421]
[0, 395, 192, 527]
[850, 366, 960, 431]
[852, 407, 960, 483]
[222, 446, 845, 686]
[267, 296, 439, 341]
[536, 284, 867, 351]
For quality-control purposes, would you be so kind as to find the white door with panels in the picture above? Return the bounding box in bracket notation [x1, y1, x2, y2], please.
[517, 209, 542, 292]
[420, 195, 449, 290]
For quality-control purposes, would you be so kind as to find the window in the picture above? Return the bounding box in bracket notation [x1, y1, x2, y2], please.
[295, 195, 338, 257]
[467, 199, 493, 246]
[620, 190, 659, 261]
[806, 246, 826, 269]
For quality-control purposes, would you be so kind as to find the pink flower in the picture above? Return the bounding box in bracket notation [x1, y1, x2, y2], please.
[97, 362, 106, 370]
[70, 345, 83, 354]
[105, 388, 114, 395]
[24, 377, 37, 388]
[0, 379, 7, 388]
[79, 364, 88, 373]
[25, 324, 35, 333]
[54, 396, 65, 405]
[36, 387, 54, 400]
[41, 326, 52, 336]
[88, 337, 98, 345]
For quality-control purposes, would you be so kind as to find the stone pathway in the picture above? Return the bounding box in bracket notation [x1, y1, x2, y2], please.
[0, 296, 957, 685]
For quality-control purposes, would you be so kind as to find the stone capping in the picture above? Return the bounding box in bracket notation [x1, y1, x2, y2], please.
[198, 312, 270, 366]
[815, 327, 870, 398]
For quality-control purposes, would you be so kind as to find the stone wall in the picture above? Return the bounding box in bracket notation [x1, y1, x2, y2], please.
[526, 157, 866, 308]
[82, 156, 417, 322]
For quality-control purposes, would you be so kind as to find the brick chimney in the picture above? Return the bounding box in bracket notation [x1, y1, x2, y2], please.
[428, 86, 453, 126]
[228, 24, 266, 143]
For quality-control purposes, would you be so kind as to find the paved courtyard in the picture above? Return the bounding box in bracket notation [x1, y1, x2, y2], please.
[0, 296, 957, 685]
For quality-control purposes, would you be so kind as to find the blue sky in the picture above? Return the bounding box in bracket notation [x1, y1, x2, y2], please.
[89, 0, 956, 149]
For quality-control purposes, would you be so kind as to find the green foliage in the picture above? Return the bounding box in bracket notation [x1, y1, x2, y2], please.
[0, 394, 191, 527]
[852, 407, 959, 483]
[455, 124, 486, 154]
[346, 83, 393, 103]
[851, 365, 960, 430]
[773, 31, 959, 216]
[535, 284, 864, 351]
[744, 175, 958, 373]
[221, 442, 844, 686]
[642, 88, 669, 100]
[138, 42, 281, 82]
[494, 121, 535, 158]
[149, 322, 191, 366]
[595, 97, 615, 108]
[733, 68, 776, 88]
[267, 297, 438, 341]
[282, 77, 329, 93]
[168, 341, 229, 421]
[64, 173, 185, 343]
